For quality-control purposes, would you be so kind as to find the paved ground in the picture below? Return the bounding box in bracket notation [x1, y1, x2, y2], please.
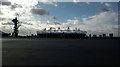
[2, 38, 120, 65]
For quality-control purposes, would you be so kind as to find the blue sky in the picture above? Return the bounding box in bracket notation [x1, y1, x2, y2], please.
[36, 2, 118, 22]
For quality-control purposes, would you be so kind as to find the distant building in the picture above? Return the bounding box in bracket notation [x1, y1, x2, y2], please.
[89, 34, 91, 38]
[92, 35, 97, 38]
[0, 31, 10, 37]
[0, 31, 2, 37]
[99, 35, 102, 38]
[102, 34, 106, 37]
[37, 27, 87, 38]
[109, 33, 113, 37]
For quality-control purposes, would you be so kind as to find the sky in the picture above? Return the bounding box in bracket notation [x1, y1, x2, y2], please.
[37, 2, 118, 22]
[0, 0, 119, 36]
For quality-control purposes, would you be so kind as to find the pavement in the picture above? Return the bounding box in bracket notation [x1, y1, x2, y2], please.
[2, 38, 120, 65]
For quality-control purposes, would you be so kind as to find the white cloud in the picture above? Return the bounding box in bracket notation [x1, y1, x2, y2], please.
[0, 0, 9, 2]
[86, 2, 90, 5]
[37, 0, 58, 6]
[60, 11, 118, 36]
[0, 0, 38, 35]
[8, 0, 38, 8]
[105, 3, 111, 7]
[1, 9, 118, 36]
[73, 0, 80, 3]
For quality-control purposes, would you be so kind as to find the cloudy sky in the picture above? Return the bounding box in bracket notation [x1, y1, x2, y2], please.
[0, 0, 119, 36]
